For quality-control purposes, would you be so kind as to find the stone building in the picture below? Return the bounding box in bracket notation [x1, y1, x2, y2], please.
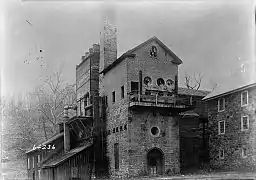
[203, 81, 256, 171]
[26, 20, 209, 179]
[99, 20, 208, 178]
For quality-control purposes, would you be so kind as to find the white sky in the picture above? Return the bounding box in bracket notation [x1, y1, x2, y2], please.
[2, 0, 256, 98]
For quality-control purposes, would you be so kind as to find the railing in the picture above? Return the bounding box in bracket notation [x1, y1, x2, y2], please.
[128, 91, 192, 106]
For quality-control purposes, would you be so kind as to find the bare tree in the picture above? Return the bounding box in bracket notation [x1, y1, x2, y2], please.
[184, 71, 204, 91]
[33, 67, 76, 139]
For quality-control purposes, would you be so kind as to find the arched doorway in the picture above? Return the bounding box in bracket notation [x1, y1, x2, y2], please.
[147, 148, 164, 175]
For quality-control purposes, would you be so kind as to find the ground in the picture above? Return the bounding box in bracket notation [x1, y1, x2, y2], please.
[2, 159, 256, 180]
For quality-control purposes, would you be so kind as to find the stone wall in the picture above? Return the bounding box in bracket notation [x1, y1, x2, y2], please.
[207, 86, 256, 171]
[127, 40, 178, 94]
[106, 98, 129, 178]
[128, 109, 180, 176]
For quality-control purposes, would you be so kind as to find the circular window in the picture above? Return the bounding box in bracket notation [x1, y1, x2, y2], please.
[150, 126, 160, 136]
[157, 78, 165, 86]
[166, 79, 174, 86]
[144, 76, 152, 86]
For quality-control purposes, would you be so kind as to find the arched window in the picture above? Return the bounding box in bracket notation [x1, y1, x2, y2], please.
[144, 76, 152, 86]
[156, 78, 165, 86]
[150, 46, 157, 57]
[166, 79, 174, 86]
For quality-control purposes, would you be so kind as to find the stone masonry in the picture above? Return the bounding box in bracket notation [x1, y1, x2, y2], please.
[206, 85, 256, 171]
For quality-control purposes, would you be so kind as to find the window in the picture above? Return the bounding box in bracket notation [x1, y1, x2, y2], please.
[112, 91, 115, 103]
[242, 147, 248, 158]
[219, 148, 224, 159]
[156, 78, 165, 86]
[28, 158, 30, 169]
[121, 86, 124, 99]
[131, 81, 139, 94]
[150, 126, 160, 137]
[150, 46, 157, 57]
[218, 98, 225, 112]
[120, 126, 123, 131]
[241, 115, 249, 131]
[144, 76, 152, 86]
[116, 127, 119, 132]
[218, 121, 225, 135]
[114, 143, 119, 170]
[241, 91, 248, 106]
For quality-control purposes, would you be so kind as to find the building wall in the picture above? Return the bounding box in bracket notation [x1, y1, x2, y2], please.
[27, 137, 64, 180]
[76, 58, 90, 100]
[127, 40, 178, 94]
[207, 86, 256, 171]
[128, 109, 180, 176]
[103, 59, 129, 178]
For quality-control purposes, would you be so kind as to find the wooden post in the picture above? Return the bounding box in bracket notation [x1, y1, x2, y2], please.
[64, 106, 70, 153]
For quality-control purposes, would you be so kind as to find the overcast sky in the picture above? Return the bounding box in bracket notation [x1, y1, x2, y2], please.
[2, 0, 256, 98]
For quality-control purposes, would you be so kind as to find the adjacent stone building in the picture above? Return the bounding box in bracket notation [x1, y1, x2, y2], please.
[203, 81, 256, 171]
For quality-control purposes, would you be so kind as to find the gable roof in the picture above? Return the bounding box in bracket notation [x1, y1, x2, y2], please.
[203, 77, 256, 101]
[26, 132, 64, 154]
[42, 142, 92, 168]
[178, 87, 210, 97]
[101, 36, 183, 74]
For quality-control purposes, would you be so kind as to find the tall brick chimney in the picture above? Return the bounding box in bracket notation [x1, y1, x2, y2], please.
[99, 17, 117, 73]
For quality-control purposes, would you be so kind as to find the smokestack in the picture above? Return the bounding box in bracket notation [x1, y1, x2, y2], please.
[81, 56, 85, 61]
[89, 48, 93, 55]
[139, 70, 142, 94]
[93, 44, 100, 53]
[100, 17, 117, 73]
[63, 106, 70, 152]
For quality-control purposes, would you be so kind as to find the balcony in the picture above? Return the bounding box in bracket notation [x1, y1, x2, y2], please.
[128, 91, 193, 111]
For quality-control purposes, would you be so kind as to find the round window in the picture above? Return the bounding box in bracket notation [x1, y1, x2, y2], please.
[150, 126, 160, 136]
[166, 79, 174, 86]
[144, 76, 152, 86]
[157, 78, 165, 86]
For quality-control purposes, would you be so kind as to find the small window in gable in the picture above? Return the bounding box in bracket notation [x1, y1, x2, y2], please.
[150, 46, 157, 57]
[218, 98, 225, 112]
[241, 91, 248, 106]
